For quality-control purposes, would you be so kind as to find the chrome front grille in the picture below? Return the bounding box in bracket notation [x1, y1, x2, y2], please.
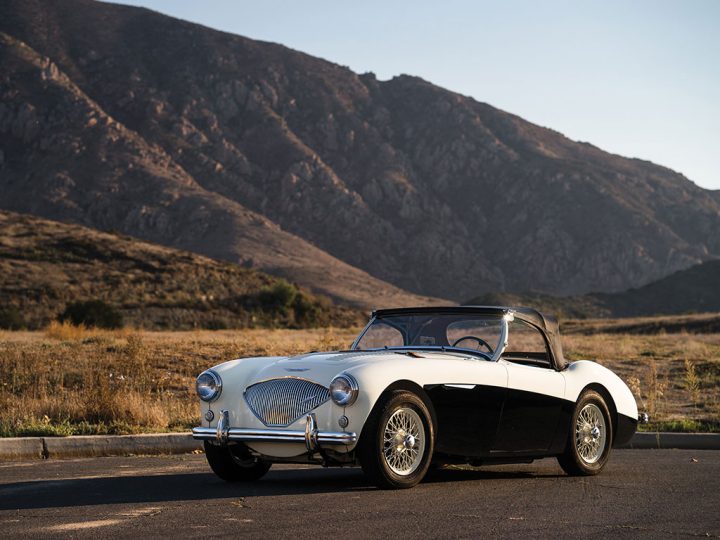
[244, 377, 330, 427]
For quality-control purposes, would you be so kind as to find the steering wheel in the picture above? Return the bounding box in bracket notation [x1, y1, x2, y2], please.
[451, 335, 494, 354]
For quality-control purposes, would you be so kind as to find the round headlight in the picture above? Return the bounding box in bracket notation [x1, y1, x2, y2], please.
[330, 374, 358, 406]
[196, 370, 222, 402]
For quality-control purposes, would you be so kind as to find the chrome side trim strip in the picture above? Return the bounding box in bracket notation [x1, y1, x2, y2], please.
[192, 426, 357, 445]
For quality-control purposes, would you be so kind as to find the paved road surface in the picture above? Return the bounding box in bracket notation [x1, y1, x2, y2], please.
[1, 450, 718, 538]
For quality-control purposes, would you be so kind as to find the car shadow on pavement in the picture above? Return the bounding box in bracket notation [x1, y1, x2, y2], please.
[0, 465, 563, 511]
[424, 466, 564, 484]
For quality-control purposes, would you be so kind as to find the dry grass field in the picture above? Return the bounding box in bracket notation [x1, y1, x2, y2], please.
[1, 320, 718, 437]
[0, 325, 358, 437]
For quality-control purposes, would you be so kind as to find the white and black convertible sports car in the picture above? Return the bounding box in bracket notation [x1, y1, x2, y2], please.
[193, 306, 644, 489]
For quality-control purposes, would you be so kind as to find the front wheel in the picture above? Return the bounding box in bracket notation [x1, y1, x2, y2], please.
[204, 441, 271, 482]
[358, 390, 434, 489]
[557, 390, 613, 476]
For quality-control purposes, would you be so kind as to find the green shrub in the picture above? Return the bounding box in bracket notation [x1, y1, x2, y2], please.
[292, 292, 322, 326]
[59, 300, 124, 329]
[0, 306, 24, 330]
[257, 280, 298, 314]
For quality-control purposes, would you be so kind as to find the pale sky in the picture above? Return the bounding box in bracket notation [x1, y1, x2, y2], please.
[111, 0, 720, 190]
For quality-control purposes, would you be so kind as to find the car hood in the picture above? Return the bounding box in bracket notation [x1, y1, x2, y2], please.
[246, 350, 409, 387]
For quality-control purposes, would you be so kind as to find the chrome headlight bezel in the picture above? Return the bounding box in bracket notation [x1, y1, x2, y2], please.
[329, 373, 359, 406]
[196, 369, 222, 402]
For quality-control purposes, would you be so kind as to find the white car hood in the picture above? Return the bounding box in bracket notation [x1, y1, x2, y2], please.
[248, 350, 402, 387]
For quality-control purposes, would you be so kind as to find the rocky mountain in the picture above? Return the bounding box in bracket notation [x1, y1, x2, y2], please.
[0, 210, 365, 329]
[1, 0, 719, 303]
[0, 29, 440, 310]
[468, 259, 720, 319]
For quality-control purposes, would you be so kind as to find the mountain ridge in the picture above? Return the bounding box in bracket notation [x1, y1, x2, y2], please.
[0, 30, 442, 309]
[467, 259, 720, 319]
[1, 0, 718, 302]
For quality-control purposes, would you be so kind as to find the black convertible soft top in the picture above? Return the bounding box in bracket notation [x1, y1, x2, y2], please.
[372, 306, 566, 371]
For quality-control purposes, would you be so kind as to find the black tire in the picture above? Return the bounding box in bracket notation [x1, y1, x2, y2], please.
[204, 441, 271, 482]
[358, 390, 434, 489]
[557, 390, 613, 476]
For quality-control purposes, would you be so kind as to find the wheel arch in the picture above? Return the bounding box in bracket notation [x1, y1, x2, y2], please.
[580, 383, 618, 444]
[357, 379, 438, 449]
[563, 360, 638, 430]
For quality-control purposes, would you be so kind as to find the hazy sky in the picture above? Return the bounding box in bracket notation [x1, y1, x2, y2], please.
[111, 0, 720, 190]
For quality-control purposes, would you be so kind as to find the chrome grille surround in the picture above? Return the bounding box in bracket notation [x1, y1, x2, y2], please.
[244, 377, 330, 427]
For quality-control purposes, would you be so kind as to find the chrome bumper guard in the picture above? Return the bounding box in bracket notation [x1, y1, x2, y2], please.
[192, 411, 357, 451]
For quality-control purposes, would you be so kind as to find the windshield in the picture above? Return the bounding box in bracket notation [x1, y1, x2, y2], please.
[352, 313, 506, 359]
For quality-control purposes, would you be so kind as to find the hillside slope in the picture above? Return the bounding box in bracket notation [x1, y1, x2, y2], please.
[1, 0, 719, 301]
[593, 259, 720, 317]
[467, 259, 720, 319]
[0, 211, 365, 329]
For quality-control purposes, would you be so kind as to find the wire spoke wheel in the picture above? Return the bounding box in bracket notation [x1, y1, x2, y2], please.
[360, 391, 434, 489]
[382, 407, 426, 476]
[574, 403, 607, 464]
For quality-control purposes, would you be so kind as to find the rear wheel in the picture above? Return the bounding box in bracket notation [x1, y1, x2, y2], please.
[557, 390, 613, 476]
[358, 391, 434, 489]
[204, 441, 271, 482]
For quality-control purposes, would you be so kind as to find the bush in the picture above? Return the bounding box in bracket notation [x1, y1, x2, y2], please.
[59, 300, 124, 329]
[257, 280, 298, 314]
[0, 306, 24, 330]
[292, 292, 323, 326]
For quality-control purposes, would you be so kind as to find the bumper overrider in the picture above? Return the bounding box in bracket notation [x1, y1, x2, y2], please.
[192, 410, 358, 453]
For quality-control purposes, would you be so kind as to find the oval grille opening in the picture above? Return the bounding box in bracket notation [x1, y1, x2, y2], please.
[244, 378, 330, 427]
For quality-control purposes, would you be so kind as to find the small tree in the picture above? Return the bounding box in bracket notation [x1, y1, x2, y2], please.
[59, 300, 124, 329]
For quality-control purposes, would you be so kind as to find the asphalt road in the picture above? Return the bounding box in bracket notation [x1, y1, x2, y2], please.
[0, 450, 718, 538]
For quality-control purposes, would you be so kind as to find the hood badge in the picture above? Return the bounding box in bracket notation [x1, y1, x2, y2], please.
[285, 367, 309, 372]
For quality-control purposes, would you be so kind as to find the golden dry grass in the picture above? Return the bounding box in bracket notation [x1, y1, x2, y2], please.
[562, 331, 720, 430]
[0, 326, 718, 436]
[0, 327, 357, 436]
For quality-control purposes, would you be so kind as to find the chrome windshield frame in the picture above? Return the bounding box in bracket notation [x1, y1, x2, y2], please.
[350, 315, 377, 350]
[351, 310, 514, 362]
[495, 311, 512, 361]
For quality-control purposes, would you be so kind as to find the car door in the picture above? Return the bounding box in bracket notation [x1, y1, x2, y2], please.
[492, 320, 566, 453]
[425, 356, 509, 457]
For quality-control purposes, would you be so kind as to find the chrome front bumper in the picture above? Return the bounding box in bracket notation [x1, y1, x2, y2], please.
[192, 411, 357, 452]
